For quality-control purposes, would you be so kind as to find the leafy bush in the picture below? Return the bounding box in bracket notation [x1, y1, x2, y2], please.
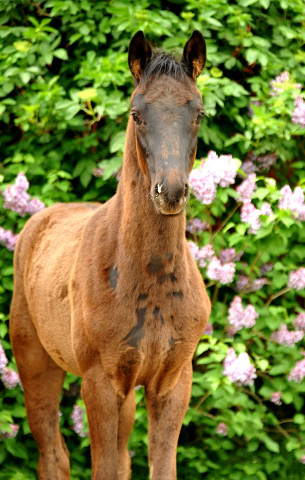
[0, 0, 305, 479]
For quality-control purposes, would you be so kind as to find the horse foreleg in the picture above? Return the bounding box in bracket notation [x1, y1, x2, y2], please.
[117, 390, 136, 480]
[146, 363, 193, 480]
[82, 365, 120, 480]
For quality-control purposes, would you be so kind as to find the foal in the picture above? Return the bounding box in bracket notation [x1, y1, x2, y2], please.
[10, 31, 211, 480]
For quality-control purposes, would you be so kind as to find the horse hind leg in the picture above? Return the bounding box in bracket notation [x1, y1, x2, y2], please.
[10, 296, 70, 480]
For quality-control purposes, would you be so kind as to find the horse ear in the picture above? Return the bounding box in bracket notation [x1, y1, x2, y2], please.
[182, 30, 206, 80]
[128, 31, 152, 83]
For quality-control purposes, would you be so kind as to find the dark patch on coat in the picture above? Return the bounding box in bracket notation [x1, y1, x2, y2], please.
[123, 308, 146, 347]
[147, 256, 163, 273]
[110, 265, 119, 289]
[158, 272, 178, 285]
[137, 293, 148, 302]
[169, 336, 176, 346]
[153, 306, 160, 318]
[168, 290, 183, 298]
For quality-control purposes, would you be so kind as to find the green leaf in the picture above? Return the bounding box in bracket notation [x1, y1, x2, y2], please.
[53, 48, 68, 60]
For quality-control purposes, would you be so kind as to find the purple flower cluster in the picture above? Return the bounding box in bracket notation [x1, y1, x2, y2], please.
[270, 71, 290, 95]
[270, 71, 301, 96]
[203, 323, 213, 336]
[260, 263, 273, 275]
[294, 313, 305, 331]
[236, 174, 273, 234]
[0, 227, 19, 251]
[236, 275, 268, 293]
[188, 241, 214, 268]
[1, 368, 21, 389]
[216, 422, 228, 436]
[223, 347, 256, 386]
[0, 424, 19, 439]
[271, 324, 304, 346]
[292, 96, 305, 126]
[189, 151, 238, 205]
[228, 296, 258, 334]
[240, 199, 273, 234]
[288, 355, 305, 383]
[2, 172, 45, 217]
[270, 391, 282, 406]
[0, 345, 19, 390]
[0, 343, 8, 373]
[242, 152, 277, 174]
[279, 185, 305, 220]
[236, 174, 257, 203]
[186, 217, 208, 235]
[71, 404, 87, 437]
[207, 257, 235, 285]
[219, 248, 243, 264]
[288, 267, 305, 290]
[240, 201, 261, 234]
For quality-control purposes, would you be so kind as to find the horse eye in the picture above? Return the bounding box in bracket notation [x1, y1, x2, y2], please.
[131, 112, 142, 125]
[195, 111, 204, 124]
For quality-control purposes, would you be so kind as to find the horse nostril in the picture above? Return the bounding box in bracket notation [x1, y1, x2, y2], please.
[155, 183, 163, 197]
[184, 184, 189, 197]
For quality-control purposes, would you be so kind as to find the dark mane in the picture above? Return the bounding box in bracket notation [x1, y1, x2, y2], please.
[141, 50, 189, 83]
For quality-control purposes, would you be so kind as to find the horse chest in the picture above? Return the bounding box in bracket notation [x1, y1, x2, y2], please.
[100, 299, 204, 398]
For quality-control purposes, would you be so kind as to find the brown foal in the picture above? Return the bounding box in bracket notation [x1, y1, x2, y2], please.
[10, 30, 211, 480]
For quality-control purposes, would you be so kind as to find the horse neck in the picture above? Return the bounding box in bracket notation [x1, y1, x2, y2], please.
[115, 118, 186, 263]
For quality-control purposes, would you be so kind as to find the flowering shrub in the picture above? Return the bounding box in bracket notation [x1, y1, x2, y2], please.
[1, 1, 305, 480]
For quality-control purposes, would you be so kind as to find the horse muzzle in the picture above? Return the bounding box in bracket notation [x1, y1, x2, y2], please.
[151, 174, 189, 215]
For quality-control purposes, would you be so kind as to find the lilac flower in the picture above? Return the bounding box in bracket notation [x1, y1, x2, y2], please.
[288, 268, 305, 290]
[216, 422, 228, 435]
[0, 343, 8, 374]
[71, 404, 87, 437]
[219, 248, 243, 264]
[189, 151, 238, 205]
[292, 96, 305, 126]
[260, 263, 273, 275]
[0, 424, 19, 439]
[197, 244, 214, 268]
[228, 296, 258, 333]
[204, 151, 238, 188]
[236, 174, 257, 203]
[0, 227, 19, 251]
[2, 172, 45, 217]
[241, 159, 257, 174]
[294, 313, 305, 331]
[242, 152, 277, 174]
[270, 391, 282, 406]
[257, 153, 277, 171]
[240, 201, 261, 234]
[260, 202, 273, 216]
[236, 275, 268, 293]
[207, 257, 235, 284]
[279, 185, 305, 220]
[1, 368, 20, 389]
[271, 324, 304, 346]
[189, 168, 217, 205]
[186, 218, 208, 235]
[93, 167, 105, 177]
[269, 71, 301, 96]
[203, 323, 213, 335]
[299, 455, 305, 465]
[288, 356, 305, 383]
[223, 347, 256, 386]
